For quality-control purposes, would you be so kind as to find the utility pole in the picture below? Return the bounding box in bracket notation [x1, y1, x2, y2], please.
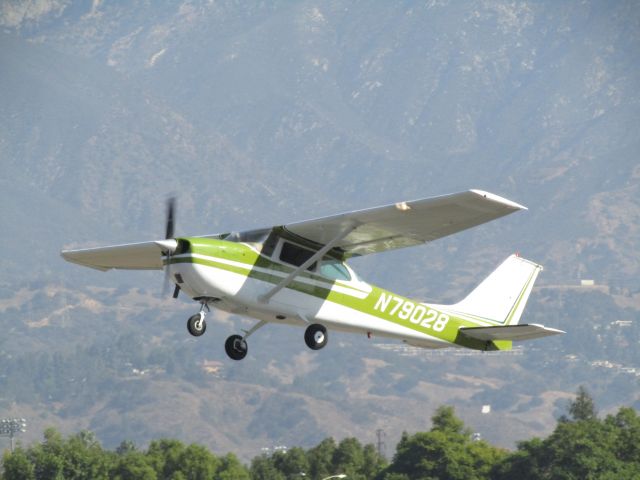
[375, 428, 386, 459]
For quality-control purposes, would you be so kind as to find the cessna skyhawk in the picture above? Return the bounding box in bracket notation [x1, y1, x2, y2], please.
[61, 190, 563, 360]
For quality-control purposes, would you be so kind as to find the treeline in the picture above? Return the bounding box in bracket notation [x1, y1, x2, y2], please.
[2, 388, 639, 479]
[2, 430, 250, 480]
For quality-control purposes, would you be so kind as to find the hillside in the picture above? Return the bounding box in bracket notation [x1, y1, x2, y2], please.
[0, 0, 639, 460]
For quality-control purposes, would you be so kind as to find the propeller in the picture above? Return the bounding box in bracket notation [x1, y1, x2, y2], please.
[161, 197, 181, 299]
[165, 196, 176, 240]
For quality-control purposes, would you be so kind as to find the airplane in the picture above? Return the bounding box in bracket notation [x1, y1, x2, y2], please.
[61, 190, 564, 360]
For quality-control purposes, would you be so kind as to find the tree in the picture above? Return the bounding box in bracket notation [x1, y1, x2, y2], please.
[362, 443, 387, 479]
[216, 452, 250, 480]
[431, 405, 468, 435]
[332, 437, 365, 479]
[250, 454, 285, 480]
[271, 447, 309, 479]
[492, 392, 640, 479]
[2, 448, 35, 480]
[62, 430, 111, 480]
[607, 407, 640, 464]
[111, 451, 157, 480]
[145, 439, 186, 478]
[116, 440, 137, 456]
[176, 444, 219, 480]
[306, 437, 336, 480]
[567, 386, 598, 422]
[381, 406, 504, 480]
[28, 443, 64, 480]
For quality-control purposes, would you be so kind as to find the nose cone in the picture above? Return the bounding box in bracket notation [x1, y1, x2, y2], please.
[154, 239, 178, 253]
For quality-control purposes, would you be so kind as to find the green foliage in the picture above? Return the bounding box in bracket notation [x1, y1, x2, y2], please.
[112, 451, 157, 480]
[306, 438, 336, 479]
[567, 385, 598, 422]
[250, 454, 286, 480]
[217, 453, 251, 480]
[332, 437, 366, 479]
[380, 406, 504, 480]
[0, 429, 249, 480]
[249, 437, 385, 480]
[492, 387, 640, 479]
[2, 448, 35, 480]
[430, 405, 469, 435]
[2, 391, 638, 479]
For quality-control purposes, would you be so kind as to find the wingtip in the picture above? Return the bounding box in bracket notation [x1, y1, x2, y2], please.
[530, 323, 566, 335]
[60, 248, 110, 271]
[470, 189, 527, 210]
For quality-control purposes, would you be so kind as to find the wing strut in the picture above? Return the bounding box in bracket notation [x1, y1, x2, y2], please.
[242, 320, 268, 341]
[259, 222, 357, 303]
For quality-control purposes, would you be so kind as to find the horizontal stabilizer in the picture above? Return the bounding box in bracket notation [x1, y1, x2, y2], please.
[458, 324, 565, 342]
[61, 240, 174, 271]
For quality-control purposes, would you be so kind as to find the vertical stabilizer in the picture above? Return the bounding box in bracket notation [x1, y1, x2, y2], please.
[447, 255, 542, 325]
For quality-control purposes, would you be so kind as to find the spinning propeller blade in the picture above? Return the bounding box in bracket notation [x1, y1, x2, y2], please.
[165, 197, 176, 240]
[163, 197, 179, 298]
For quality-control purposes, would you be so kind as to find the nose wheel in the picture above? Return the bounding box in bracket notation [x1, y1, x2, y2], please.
[187, 302, 210, 337]
[187, 311, 207, 336]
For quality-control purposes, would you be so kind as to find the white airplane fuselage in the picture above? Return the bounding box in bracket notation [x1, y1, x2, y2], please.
[167, 242, 450, 349]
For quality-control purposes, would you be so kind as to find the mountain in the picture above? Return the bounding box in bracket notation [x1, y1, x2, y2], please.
[0, 0, 638, 460]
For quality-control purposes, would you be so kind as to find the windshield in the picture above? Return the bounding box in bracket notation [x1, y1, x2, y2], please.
[319, 259, 351, 281]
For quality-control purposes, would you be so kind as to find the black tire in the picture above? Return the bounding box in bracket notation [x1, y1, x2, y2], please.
[225, 334, 248, 360]
[187, 313, 207, 337]
[304, 324, 328, 350]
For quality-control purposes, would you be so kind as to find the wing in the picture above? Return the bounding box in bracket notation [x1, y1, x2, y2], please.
[277, 190, 526, 258]
[62, 189, 524, 270]
[458, 324, 565, 342]
[61, 240, 174, 271]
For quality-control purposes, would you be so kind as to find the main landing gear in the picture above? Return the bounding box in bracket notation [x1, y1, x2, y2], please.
[304, 323, 328, 350]
[223, 320, 267, 361]
[186, 302, 329, 360]
[225, 335, 248, 360]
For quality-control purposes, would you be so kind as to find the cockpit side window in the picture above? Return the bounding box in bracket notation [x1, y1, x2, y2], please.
[279, 242, 317, 270]
[319, 259, 351, 281]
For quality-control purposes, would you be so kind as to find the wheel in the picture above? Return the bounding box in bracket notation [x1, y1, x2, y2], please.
[187, 312, 207, 337]
[225, 334, 248, 360]
[304, 324, 328, 350]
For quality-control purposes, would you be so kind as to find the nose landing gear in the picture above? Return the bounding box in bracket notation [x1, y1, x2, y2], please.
[187, 302, 209, 337]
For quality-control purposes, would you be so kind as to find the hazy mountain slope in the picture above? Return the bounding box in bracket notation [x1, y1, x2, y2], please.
[2, 1, 639, 289]
[0, 0, 639, 460]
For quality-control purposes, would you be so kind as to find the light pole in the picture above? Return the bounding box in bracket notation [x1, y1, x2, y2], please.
[0, 418, 27, 452]
[321, 475, 347, 480]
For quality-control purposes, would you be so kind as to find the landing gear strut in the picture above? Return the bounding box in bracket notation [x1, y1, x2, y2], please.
[304, 323, 328, 350]
[187, 303, 209, 337]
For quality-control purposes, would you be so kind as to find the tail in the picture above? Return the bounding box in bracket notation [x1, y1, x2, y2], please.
[447, 254, 542, 326]
[444, 254, 563, 351]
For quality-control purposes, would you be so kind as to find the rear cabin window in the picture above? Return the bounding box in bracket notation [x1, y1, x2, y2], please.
[280, 242, 316, 270]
